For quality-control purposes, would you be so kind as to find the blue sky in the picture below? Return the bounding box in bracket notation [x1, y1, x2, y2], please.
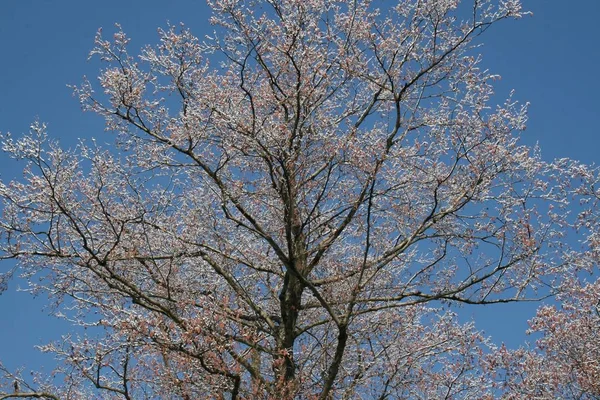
[0, 0, 599, 379]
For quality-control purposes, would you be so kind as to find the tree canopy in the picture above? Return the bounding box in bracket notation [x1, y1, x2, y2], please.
[0, 0, 598, 398]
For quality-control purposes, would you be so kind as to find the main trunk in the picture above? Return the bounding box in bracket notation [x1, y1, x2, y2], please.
[276, 162, 307, 385]
[278, 271, 304, 380]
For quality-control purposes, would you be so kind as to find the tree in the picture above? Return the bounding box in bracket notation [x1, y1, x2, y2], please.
[488, 279, 600, 399]
[488, 166, 600, 400]
[0, 0, 595, 398]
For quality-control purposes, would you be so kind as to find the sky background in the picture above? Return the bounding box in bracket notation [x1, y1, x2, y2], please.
[0, 0, 599, 379]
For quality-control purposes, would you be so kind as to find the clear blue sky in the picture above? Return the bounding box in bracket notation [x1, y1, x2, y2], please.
[0, 0, 599, 378]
